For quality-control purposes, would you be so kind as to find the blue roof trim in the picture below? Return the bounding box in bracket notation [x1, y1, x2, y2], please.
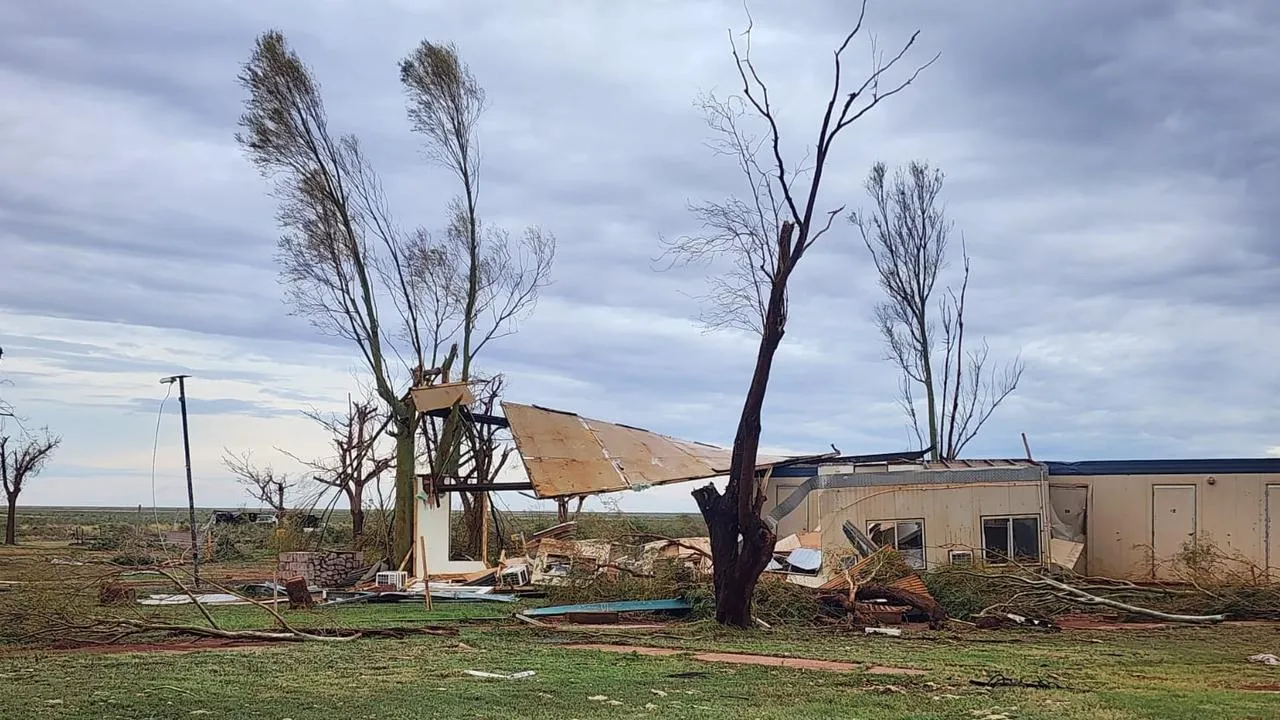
[1045, 459, 1280, 476]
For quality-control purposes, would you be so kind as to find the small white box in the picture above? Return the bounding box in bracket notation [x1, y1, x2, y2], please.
[375, 570, 408, 590]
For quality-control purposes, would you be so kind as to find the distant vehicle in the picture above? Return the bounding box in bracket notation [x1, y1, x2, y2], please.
[211, 511, 278, 525]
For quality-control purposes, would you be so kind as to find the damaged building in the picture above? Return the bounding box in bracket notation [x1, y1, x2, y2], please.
[406, 380, 1280, 585]
[764, 455, 1280, 582]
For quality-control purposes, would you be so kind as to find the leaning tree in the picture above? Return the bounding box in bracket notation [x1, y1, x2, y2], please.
[661, 3, 935, 627]
[400, 41, 554, 560]
[237, 32, 551, 564]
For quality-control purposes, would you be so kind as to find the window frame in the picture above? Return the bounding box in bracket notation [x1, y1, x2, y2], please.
[867, 518, 927, 570]
[980, 514, 1043, 566]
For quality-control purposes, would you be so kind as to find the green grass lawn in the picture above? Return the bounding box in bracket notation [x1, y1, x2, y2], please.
[3, 604, 1279, 720]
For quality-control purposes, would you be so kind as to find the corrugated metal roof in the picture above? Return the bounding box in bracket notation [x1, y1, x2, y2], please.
[501, 402, 799, 498]
[920, 458, 1037, 470]
[775, 456, 1036, 478]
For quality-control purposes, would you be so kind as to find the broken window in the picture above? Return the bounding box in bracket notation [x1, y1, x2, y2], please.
[867, 519, 926, 569]
[982, 516, 1041, 564]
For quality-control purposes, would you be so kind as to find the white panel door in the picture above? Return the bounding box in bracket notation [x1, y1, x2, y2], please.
[1152, 485, 1196, 580]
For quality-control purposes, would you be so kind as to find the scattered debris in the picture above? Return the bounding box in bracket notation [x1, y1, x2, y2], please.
[565, 644, 863, 672]
[864, 627, 902, 637]
[975, 612, 1059, 631]
[865, 666, 927, 676]
[1248, 654, 1280, 666]
[462, 670, 536, 680]
[971, 673, 1066, 690]
[138, 593, 246, 606]
[283, 576, 313, 610]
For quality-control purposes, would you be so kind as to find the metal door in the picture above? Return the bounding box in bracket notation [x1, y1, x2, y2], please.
[1151, 485, 1196, 580]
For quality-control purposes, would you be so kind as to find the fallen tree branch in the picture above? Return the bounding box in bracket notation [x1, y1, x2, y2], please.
[965, 572, 1226, 624]
[149, 568, 223, 631]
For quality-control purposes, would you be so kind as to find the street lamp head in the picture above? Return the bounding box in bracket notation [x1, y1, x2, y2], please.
[160, 374, 192, 385]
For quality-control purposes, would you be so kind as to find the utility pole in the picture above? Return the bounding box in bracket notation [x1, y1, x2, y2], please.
[161, 374, 199, 585]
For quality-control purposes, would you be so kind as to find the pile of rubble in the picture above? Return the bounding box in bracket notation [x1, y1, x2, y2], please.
[126, 521, 942, 628]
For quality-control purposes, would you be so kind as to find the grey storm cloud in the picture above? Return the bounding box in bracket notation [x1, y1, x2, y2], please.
[2, 0, 1279, 508]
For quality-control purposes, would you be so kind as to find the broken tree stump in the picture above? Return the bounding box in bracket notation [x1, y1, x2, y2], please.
[283, 576, 313, 610]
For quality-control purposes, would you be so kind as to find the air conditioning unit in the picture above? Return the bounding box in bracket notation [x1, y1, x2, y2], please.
[948, 550, 974, 567]
[375, 570, 408, 590]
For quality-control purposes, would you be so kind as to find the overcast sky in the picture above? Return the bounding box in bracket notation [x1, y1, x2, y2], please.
[2, 1, 1278, 515]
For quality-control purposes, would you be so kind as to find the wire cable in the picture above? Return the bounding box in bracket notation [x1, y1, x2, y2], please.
[151, 382, 174, 551]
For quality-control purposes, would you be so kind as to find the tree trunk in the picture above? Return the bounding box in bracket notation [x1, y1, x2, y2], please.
[917, 316, 939, 461]
[4, 495, 16, 545]
[693, 485, 776, 627]
[462, 491, 484, 560]
[694, 223, 792, 628]
[391, 413, 417, 565]
[350, 505, 364, 539]
[349, 482, 365, 540]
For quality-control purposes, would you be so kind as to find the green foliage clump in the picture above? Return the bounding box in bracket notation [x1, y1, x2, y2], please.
[922, 568, 996, 619]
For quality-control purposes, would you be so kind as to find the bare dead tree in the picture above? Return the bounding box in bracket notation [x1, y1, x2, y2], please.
[400, 41, 554, 559]
[288, 392, 394, 539]
[660, 4, 935, 627]
[851, 161, 1024, 459]
[1, 428, 60, 545]
[222, 450, 299, 522]
[236, 31, 429, 563]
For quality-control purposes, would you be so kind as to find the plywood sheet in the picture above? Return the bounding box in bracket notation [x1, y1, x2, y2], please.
[502, 402, 793, 498]
[410, 382, 476, 412]
[1049, 538, 1085, 573]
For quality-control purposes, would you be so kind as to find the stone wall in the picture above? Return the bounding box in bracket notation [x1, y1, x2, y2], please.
[277, 551, 364, 588]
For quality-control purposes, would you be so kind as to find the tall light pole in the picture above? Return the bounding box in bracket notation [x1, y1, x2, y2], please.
[161, 374, 199, 585]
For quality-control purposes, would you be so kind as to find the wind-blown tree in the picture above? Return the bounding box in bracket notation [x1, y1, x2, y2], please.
[237, 31, 427, 562]
[851, 161, 1024, 459]
[1, 428, 60, 545]
[222, 450, 301, 522]
[238, 32, 553, 565]
[661, 5, 934, 627]
[400, 41, 554, 559]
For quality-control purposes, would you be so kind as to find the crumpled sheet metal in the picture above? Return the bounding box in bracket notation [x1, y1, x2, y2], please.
[502, 402, 794, 498]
